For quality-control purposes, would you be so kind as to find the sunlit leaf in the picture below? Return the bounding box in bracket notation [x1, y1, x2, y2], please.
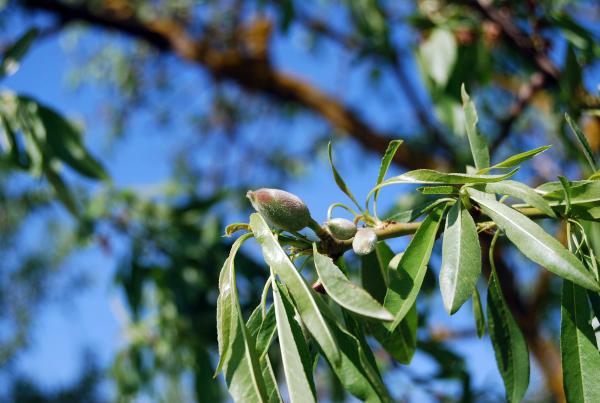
[328, 142, 361, 210]
[474, 180, 556, 218]
[250, 213, 341, 364]
[468, 188, 600, 291]
[478, 145, 551, 174]
[561, 280, 600, 403]
[440, 200, 481, 314]
[371, 168, 518, 196]
[372, 139, 403, 209]
[384, 207, 444, 331]
[313, 244, 393, 321]
[461, 84, 489, 170]
[215, 233, 253, 375]
[272, 280, 317, 402]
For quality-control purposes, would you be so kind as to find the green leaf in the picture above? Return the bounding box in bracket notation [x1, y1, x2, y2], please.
[417, 185, 458, 195]
[314, 296, 391, 402]
[369, 303, 417, 364]
[419, 28, 457, 87]
[474, 180, 556, 218]
[216, 233, 253, 375]
[246, 305, 277, 360]
[250, 213, 341, 364]
[372, 139, 403, 207]
[247, 306, 283, 403]
[218, 233, 270, 402]
[328, 142, 361, 210]
[487, 268, 530, 403]
[478, 145, 551, 174]
[272, 280, 317, 402]
[559, 175, 573, 216]
[360, 242, 394, 302]
[384, 207, 445, 331]
[0, 28, 38, 78]
[313, 244, 393, 321]
[461, 84, 490, 170]
[566, 113, 597, 172]
[385, 198, 453, 223]
[468, 188, 600, 291]
[472, 287, 485, 338]
[561, 280, 600, 403]
[440, 200, 482, 314]
[371, 168, 518, 196]
[260, 356, 284, 403]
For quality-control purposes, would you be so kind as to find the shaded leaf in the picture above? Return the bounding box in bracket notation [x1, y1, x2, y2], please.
[0, 28, 38, 78]
[472, 287, 485, 338]
[373, 139, 403, 208]
[566, 113, 597, 172]
[487, 268, 530, 403]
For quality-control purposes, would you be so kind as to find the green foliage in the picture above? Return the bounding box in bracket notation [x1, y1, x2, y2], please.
[218, 111, 600, 402]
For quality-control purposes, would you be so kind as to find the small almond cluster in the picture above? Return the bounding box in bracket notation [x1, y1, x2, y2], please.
[247, 188, 311, 232]
[326, 217, 377, 255]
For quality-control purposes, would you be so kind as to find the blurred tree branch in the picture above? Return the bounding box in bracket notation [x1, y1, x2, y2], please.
[22, 0, 447, 169]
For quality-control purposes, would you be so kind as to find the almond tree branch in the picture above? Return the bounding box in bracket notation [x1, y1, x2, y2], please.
[22, 0, 445, 170]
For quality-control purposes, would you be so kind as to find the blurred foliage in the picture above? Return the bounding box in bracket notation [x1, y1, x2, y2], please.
[0, 0, 598, 401]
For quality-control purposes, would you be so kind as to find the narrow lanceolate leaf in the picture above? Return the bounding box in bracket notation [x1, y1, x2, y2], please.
[217, 233, 270, 402]
[246, 306, 277, 359]
[472, 287, 486, 338]
[384, 207, 445, 331]
[247, 306, 283, 403]
[488, 269, 530, 403]
[250, 213, 341, 364]
[461, 84, 490, 170]
[478, 145, 551, 174]
[475, 180, 556, 218]
[216, 233, 253, 375]
[313, 244, 393, 321]
[272, 281, 317, 403]
[373, 139, 403, 204]
[561, 280, 600, 403]
[440, 200, 482, 314]
[566, 113, 598, 172]
[371, 168, 518, 196]
[468, 188, 600, 292]
[328, 142, 361, 210]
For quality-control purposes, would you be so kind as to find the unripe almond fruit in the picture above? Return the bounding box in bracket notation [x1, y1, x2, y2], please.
[247, 188, 311, 232]
[326, 218, 357, 240]
[352, 228, 377, 255]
